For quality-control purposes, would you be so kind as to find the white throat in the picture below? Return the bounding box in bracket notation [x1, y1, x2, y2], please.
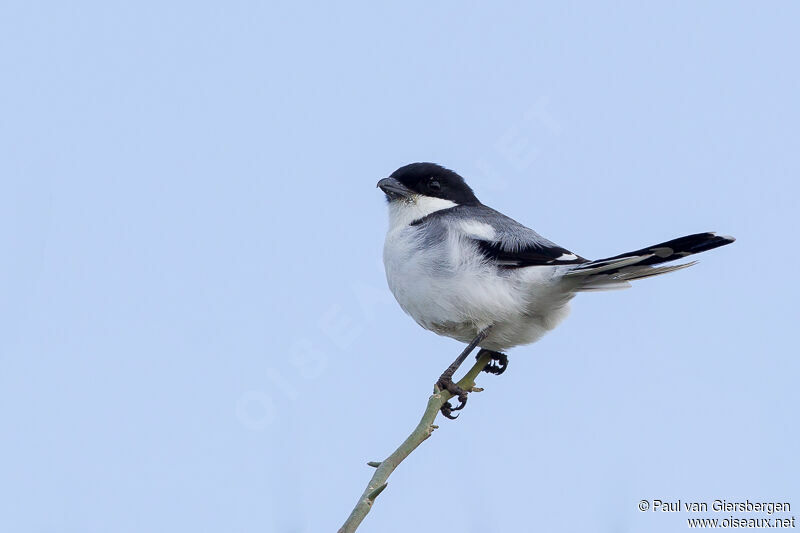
[387, 195, 458, 230]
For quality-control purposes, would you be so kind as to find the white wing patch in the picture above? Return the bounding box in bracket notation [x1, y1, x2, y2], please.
[459, 220, 497, 240]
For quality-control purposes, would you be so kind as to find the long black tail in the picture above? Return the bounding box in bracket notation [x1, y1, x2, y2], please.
[565, 232, 735, 288]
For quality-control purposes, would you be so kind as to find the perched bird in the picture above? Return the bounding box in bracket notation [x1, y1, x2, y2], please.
[377, 162, 734, 418]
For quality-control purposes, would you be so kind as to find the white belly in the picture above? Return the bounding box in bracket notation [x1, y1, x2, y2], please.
[383, 226, 574, 351]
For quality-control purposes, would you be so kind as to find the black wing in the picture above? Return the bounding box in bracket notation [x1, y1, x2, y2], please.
[474, 239, 587, 269]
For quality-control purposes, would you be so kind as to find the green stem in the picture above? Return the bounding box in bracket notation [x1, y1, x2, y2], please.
[337, 352, 492, 533]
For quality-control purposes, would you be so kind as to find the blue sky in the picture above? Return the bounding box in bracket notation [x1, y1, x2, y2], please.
[1, 2, 797, 532]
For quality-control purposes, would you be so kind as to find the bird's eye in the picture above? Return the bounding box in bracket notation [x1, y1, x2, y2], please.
[428, 179, 441, 192]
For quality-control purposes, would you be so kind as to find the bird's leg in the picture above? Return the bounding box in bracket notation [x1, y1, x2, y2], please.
[436, 328, 491, 420]
[476, 348, 508, 375]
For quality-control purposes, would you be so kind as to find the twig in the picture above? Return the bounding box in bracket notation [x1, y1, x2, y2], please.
[337, 351, 493, 533]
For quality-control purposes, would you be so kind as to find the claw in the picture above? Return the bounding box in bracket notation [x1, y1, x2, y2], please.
[441, 395, 466, 418]
[478, 350, 508, 375]
[434, 330, 493, 421]
[436, 378, 468, 419]
[450, 395, 467, 411]
[440, 402, 459, 419]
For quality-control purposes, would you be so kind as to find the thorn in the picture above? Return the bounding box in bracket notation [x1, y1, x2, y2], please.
[366, 461, 381, 468]
[367, 482, 388, 501]
[430, 424, 439, 430]
[471, 386, 484, 393]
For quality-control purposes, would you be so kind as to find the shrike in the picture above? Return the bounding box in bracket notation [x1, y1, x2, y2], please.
[378, 162, 734, 418]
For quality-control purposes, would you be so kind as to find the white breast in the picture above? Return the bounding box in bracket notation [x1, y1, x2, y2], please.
[382, 198, 575, 351]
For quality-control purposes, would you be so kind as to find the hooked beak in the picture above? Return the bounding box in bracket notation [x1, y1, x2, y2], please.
[377, 177, 413, 200]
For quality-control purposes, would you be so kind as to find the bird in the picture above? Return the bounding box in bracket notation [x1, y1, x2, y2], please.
[377, 162, 734, 419]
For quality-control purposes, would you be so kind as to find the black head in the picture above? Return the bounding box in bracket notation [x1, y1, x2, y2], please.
[377, 162, 480, 205]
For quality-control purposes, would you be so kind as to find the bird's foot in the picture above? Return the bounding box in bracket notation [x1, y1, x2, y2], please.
[434, 329, 493, 420]
[436, 375, 468, 420]
[477, 349, 508, 375]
